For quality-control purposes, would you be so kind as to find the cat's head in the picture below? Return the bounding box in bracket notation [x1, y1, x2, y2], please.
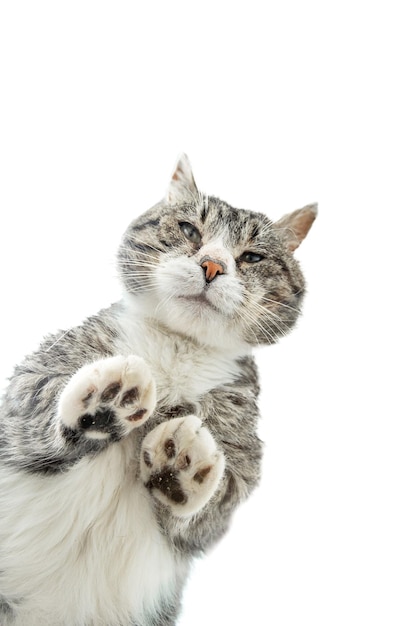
[118, 155, 316, 351]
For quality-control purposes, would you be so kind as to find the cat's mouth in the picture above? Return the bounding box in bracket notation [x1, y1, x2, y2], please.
[178, 293, 222, 314]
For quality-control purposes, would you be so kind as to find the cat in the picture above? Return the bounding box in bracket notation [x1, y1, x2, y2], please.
[0, 154, 316, 626]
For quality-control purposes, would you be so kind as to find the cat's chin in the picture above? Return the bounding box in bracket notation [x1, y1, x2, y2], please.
[162, 304, 245, 351]
[177, 293, 223, 314]
[124, 293, 249, 353]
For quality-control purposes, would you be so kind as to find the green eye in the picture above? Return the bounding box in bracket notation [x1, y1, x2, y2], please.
[179, 222, 202, 244]
[240, 251, 264, 263]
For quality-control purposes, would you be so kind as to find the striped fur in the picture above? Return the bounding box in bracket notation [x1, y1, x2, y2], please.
[0, 155, 316, 625]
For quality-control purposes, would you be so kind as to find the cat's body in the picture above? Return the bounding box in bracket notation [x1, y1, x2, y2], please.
[0, 156, 316, 625]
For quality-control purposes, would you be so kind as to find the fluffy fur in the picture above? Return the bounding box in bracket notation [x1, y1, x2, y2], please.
[0, 155, 316, 625]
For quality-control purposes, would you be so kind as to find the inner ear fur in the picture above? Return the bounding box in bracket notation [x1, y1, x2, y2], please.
[274, 203, 318, 252]
[166, 153, 199, 205]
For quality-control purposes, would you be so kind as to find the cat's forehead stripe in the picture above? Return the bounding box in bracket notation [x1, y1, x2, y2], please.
[200, 196, 210, 223]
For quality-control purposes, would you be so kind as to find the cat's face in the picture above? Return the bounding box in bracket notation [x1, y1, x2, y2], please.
[118, 155, 316, 350]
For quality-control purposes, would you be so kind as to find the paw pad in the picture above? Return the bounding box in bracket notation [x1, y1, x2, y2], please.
[193, 466, 212, 484]
[100, 382, 121, 403]
[140, 415, 225, 517]
[59, 355, 156, 440]
[164, 438, 176, 458]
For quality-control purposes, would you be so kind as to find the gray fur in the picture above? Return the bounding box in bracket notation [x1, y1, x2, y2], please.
[0, 155, 316, 625]
[118, 196, 307, 344]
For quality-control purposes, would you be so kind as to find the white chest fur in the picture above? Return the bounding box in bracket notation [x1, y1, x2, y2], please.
[0, 308, 250, 625]
[116, 310, 249, 406]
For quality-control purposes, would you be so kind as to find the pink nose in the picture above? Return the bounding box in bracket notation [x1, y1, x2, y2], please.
[201, 259, 225, 283]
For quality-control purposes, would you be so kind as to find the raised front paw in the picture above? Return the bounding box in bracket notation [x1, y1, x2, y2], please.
[59, 355, 156, 441]
[140, 416, 225, 517]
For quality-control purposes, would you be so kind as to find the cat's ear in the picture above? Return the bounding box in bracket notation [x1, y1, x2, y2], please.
[166, 153, 199, 204]
[274, 203, 318, 252]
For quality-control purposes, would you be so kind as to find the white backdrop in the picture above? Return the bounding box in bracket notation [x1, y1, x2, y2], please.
[0, 2, 416, 625]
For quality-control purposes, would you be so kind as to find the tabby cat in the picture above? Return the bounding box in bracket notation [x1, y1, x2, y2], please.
[0, 155, 316, 625]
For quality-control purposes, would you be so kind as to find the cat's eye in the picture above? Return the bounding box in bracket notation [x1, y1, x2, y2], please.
[179, 222, 202, 244]
[239, 251, 264, 263]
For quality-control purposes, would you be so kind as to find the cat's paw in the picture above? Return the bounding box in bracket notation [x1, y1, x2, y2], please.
[140, 416, 225, 516]
[59, 355, 156, 441]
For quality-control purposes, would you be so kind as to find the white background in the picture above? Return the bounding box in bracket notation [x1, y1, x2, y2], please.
[0, 1, 416, 624]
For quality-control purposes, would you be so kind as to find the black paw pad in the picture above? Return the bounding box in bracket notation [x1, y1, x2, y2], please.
[177, 454, 191, 470]
[193, 466, 212, 484]
[145, 469, 187, 505]
[126, 408, 147, 422]
[79, 408, 115, 431]
[101, 382, 121, 402]
[121, 387, 139, 406]
[143, 450, 153, 468]
[164, 439, 176, 459]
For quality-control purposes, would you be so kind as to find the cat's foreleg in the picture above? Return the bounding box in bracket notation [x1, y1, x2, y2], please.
[59, 355, 156, 443]
[140, 416, 225, 517]
[138, 376, 263, 554]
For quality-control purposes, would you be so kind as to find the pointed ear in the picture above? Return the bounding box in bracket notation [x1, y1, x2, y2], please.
[166, 153, 199, 204]
[274, 203, 318, 252]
